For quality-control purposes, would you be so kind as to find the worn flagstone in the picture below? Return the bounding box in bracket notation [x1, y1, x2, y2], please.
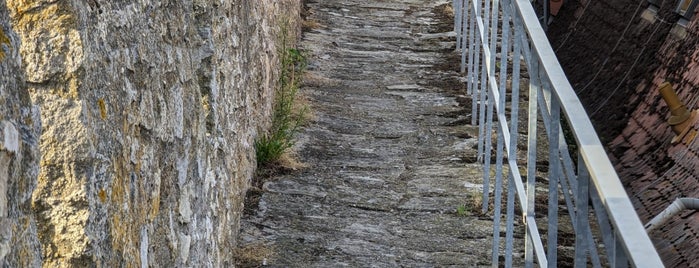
[238, 0, 511, 266]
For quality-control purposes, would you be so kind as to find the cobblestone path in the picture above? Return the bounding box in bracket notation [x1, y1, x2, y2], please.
[238, 0, 499, 266]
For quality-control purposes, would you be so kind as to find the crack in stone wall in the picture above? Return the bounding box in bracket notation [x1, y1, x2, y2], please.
[1, 0, 300, 266]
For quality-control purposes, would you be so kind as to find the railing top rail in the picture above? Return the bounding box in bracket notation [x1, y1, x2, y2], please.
[512, 0, 663, 266]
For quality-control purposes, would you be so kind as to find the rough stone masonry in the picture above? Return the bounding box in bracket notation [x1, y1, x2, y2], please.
[0, 0, 300, 266]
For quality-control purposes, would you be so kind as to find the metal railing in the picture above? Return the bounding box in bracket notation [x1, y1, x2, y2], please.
[452, 0, 664, 267]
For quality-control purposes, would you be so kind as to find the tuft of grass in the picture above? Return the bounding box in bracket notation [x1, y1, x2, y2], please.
[455, 189, 487, 216]
[255, 23, 309, 169]
[456, 204, 468, 216]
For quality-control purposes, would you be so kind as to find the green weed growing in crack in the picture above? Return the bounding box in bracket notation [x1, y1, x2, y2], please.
[255, 22, 309, 170]
[456, 189, 486, 216]
[456, 204, 468, 216]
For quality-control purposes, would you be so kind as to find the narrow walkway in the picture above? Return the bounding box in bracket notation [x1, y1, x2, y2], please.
[239, 0, 496, 266]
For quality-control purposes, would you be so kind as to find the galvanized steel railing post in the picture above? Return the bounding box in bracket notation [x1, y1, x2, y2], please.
[478, 0, 490, 214]
[546, 82, 561, 268]
[614, 234, 630, 267]
[468, 0, 478, 123]
[455, 0, 463, 51]
[525, 50, 540, 268]
[461, 0, 469, 73]
[575, 152, 591, 267]
[499, 0, 516, 266]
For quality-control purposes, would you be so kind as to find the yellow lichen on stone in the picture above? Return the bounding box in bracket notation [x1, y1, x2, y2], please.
[108, 214, 139, 266]
[97, 98, 107, 119]
[98, 189, 107, 203]
[149, 193, 160, 220]
[110, 172, 125, 203]
[0, 28, 10, 61]
[66, 75, 80, 99]
[7, 1, 77, 29]
[108, 163, 142, 268]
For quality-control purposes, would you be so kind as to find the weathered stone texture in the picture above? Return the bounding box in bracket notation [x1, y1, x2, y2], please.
[0, 1, 42, 267]
[3, 0, 300, 266]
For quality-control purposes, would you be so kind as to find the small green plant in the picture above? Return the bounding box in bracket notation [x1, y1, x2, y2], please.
[255, 23, 308, 168]
[457, 189, 486, 216]
[456, 204, 468, 216]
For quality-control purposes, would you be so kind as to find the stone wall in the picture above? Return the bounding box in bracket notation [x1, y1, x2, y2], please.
[1, 0, 300, 266]
[548, 1, 699, 266]
[0, 1, 42, 266]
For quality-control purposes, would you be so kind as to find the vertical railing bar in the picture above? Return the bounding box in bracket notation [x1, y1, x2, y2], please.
[482, 75, 495, 212]
[492, 67, 548, 268]
[520, 49, 531, 70]
[590, 187, 616, 263]
[524, 51, 540, 268]
[461, 0, 469, 73]
[540, 67, 552, 111]
[492, 103, 505, 267]
[558, 150, 603, 267]
[537, 110, 574, 211]
[455, 0, 463, 51]
[558, 133, 577, 195]
[535, 83, 600, 267]
[546, 80, 561, 268]
[498, 2, 511, 110]
[510, 0, 522, 158]
[486, 0, 505, 267]
[533, 59, 560, 267]
[498, 0, 516, 265]
[611, 234, 617, 267]
[554, 134, 602, 267]
[469, 1, 479, 125]
[478, 23, 489, 214]
[614, 233, 629, 268]
[505, 177, 516, 267]
[484, 0, 491, 38]
[475, 0, 490, 214]
[490, 0, 504, 267]
[467, 0, 476, 97]
[575, 152, 591, 267]
[489, 61, 548, 267]
[557, 164, 575, 217]
[518, 27, 532, 69]
[586, 220, 603, 268]
[575, 152, 602, 268]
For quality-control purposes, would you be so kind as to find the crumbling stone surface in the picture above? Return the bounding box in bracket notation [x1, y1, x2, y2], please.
[2, 0, 300, 266]
[238, 0, 518, 266]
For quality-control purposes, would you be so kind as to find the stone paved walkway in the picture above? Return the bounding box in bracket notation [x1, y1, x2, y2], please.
[238, 0, 499, 266]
